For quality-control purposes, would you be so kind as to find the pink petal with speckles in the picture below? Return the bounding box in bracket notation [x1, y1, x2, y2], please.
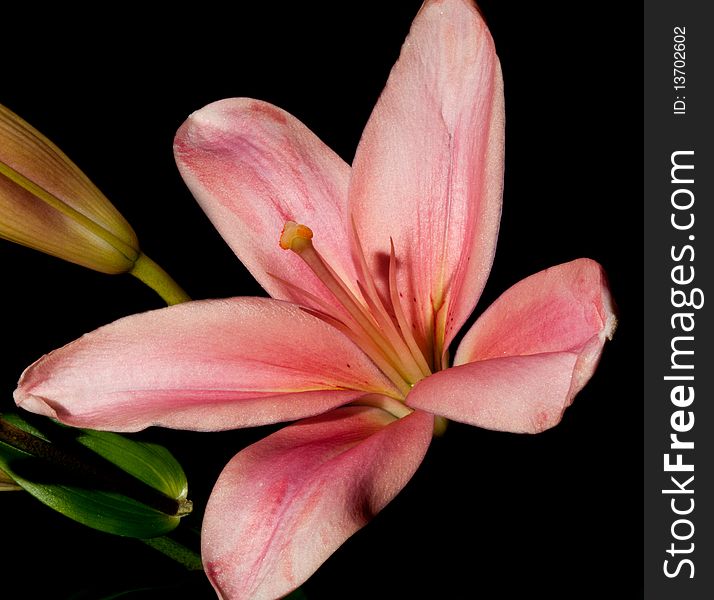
[174, 98, 361, 316]
[350, 0, 504, 357]
[15, 298, 398, 432]
[406, 259, 616, 432]
[202, 406, 433, 600]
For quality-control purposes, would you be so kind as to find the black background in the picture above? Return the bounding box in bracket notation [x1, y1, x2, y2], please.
[1, 2, 641, 598]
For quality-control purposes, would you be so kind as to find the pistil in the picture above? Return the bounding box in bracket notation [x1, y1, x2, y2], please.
[279, 221, 433, 396]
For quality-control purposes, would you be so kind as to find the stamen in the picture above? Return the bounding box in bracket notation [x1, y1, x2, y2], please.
[349, 217, 391, 322]
[388, 239, 432, 377]
[433, 302, 448, 371]
[300, 307, 412, 399]
[350, 219, 431, 377]
[267, 271, 412, 398]
[279, 220, 427, 391]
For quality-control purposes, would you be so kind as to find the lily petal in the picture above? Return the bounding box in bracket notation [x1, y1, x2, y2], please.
[174, 99, 360, 313]
[406, 259, 615, 432]
[202, 406, 433, 600]
[407, 352, 580, 433]
[350, 0, 504, 355]
[455, 258, 616, 364]
[15, 298, 399, 432]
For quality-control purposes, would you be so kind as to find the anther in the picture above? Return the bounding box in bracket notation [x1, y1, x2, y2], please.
[279, 221, 314, 253]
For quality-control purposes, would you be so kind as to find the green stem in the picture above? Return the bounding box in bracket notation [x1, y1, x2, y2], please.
[141, 536, 203, 571]
[433, 415, 449, 437]
[129, 253, 191, 305]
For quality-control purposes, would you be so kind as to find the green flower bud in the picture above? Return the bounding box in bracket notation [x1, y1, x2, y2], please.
[0, 103, 139, 273]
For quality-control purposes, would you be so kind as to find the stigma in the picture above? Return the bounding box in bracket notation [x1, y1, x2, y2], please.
[279, 221, 314, 253]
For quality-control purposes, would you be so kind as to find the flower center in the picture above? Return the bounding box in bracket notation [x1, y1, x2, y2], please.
[279, 220, 434, 399]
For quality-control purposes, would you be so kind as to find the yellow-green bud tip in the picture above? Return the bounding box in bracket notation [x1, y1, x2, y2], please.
[0, 102, 139, 274]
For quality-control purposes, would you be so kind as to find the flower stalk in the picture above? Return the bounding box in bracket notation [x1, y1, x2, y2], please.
[130, 253, 191, 305]
[141, 536, 203, 571]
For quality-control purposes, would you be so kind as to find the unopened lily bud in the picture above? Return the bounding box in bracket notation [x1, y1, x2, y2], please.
[0, 103, 139, 273]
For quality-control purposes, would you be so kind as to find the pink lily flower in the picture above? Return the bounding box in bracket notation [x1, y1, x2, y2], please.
[14, 1, 615, 598]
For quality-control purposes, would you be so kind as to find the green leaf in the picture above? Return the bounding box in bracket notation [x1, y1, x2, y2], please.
[0, 413, 190, 538]
[2, 411, 49, 440]
[2, 412, 188, 500]
[0, 440, 180, 537]
[76, 429, 188, 500]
